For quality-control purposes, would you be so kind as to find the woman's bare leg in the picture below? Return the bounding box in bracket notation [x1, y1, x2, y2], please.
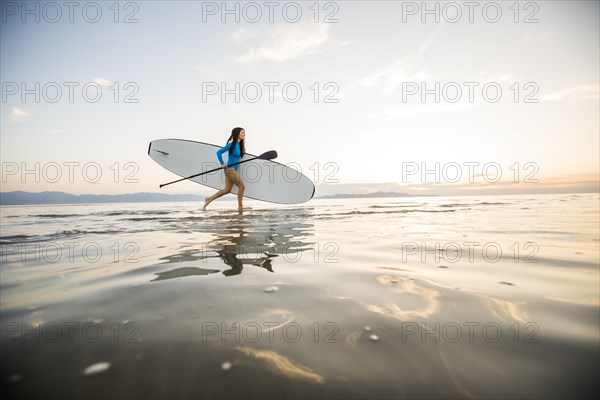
[232, 171, 246, 210]
[203, 171, 234, 210]
[228, 170, 245, 209]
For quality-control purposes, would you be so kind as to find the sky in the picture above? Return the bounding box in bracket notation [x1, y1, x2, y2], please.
[1, 0, 598, 197]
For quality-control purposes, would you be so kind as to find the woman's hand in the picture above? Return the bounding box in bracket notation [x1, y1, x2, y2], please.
[221, 163, 227, 169]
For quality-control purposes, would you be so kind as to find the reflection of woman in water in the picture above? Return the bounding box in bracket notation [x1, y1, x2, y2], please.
[203, 127, 246, 210]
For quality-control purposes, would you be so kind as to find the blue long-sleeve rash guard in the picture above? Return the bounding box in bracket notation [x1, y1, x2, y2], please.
[216, 142, 241, 170]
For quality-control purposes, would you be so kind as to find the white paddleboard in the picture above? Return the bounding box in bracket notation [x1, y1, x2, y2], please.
[148, 139, 315, 204]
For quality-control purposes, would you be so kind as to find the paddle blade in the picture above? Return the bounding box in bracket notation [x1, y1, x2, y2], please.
[257, 150, 278, 160]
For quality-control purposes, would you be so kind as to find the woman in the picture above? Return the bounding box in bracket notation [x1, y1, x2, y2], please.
[203, 127, 246, 210]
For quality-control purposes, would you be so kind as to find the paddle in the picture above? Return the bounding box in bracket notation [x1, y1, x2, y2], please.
[159, 150, 278, 188]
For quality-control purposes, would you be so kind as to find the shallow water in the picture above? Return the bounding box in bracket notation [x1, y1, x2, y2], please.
[1, 194, 598, 399]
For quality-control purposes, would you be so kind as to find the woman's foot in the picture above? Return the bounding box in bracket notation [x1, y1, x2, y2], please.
[203, 198, 209, 211]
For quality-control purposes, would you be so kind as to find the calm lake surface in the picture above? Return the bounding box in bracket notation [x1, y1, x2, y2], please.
[1, 193, 598, 399]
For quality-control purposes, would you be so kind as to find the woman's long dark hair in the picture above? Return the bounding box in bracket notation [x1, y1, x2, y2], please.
[228, 127, 246, 157]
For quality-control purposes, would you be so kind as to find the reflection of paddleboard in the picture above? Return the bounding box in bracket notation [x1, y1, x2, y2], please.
[151, 267, 219, 281]
[148, 139, 315, 204]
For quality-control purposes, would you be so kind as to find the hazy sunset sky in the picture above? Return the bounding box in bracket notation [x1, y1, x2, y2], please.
[1, 1, 598, 196]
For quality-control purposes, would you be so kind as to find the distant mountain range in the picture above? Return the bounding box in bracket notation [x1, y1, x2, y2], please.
[0, 190, 430, 205]
[0, 191, 206, 205]
[316, 191, 432, 199]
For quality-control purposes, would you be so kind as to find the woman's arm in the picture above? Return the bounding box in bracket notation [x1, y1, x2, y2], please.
[216, 143, 232, 166]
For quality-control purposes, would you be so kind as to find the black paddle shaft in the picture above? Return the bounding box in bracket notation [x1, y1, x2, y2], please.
[159, 150, 277, 188]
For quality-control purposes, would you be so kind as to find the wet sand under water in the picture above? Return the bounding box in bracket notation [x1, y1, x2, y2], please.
[1, 194, 599, 399]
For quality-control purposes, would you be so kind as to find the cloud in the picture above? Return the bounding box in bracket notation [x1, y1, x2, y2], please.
[10, 107, 29, 121]
[236, 23, 330, 63]
[360, 25, 442, 94]
[230, 27, 260, 44]
[93, 78, 112, 86]
[540, 84, 599, 103]
[417, 36, 435, 59]
[359, 59, 431, 94]
[417, 23, 444, 58]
